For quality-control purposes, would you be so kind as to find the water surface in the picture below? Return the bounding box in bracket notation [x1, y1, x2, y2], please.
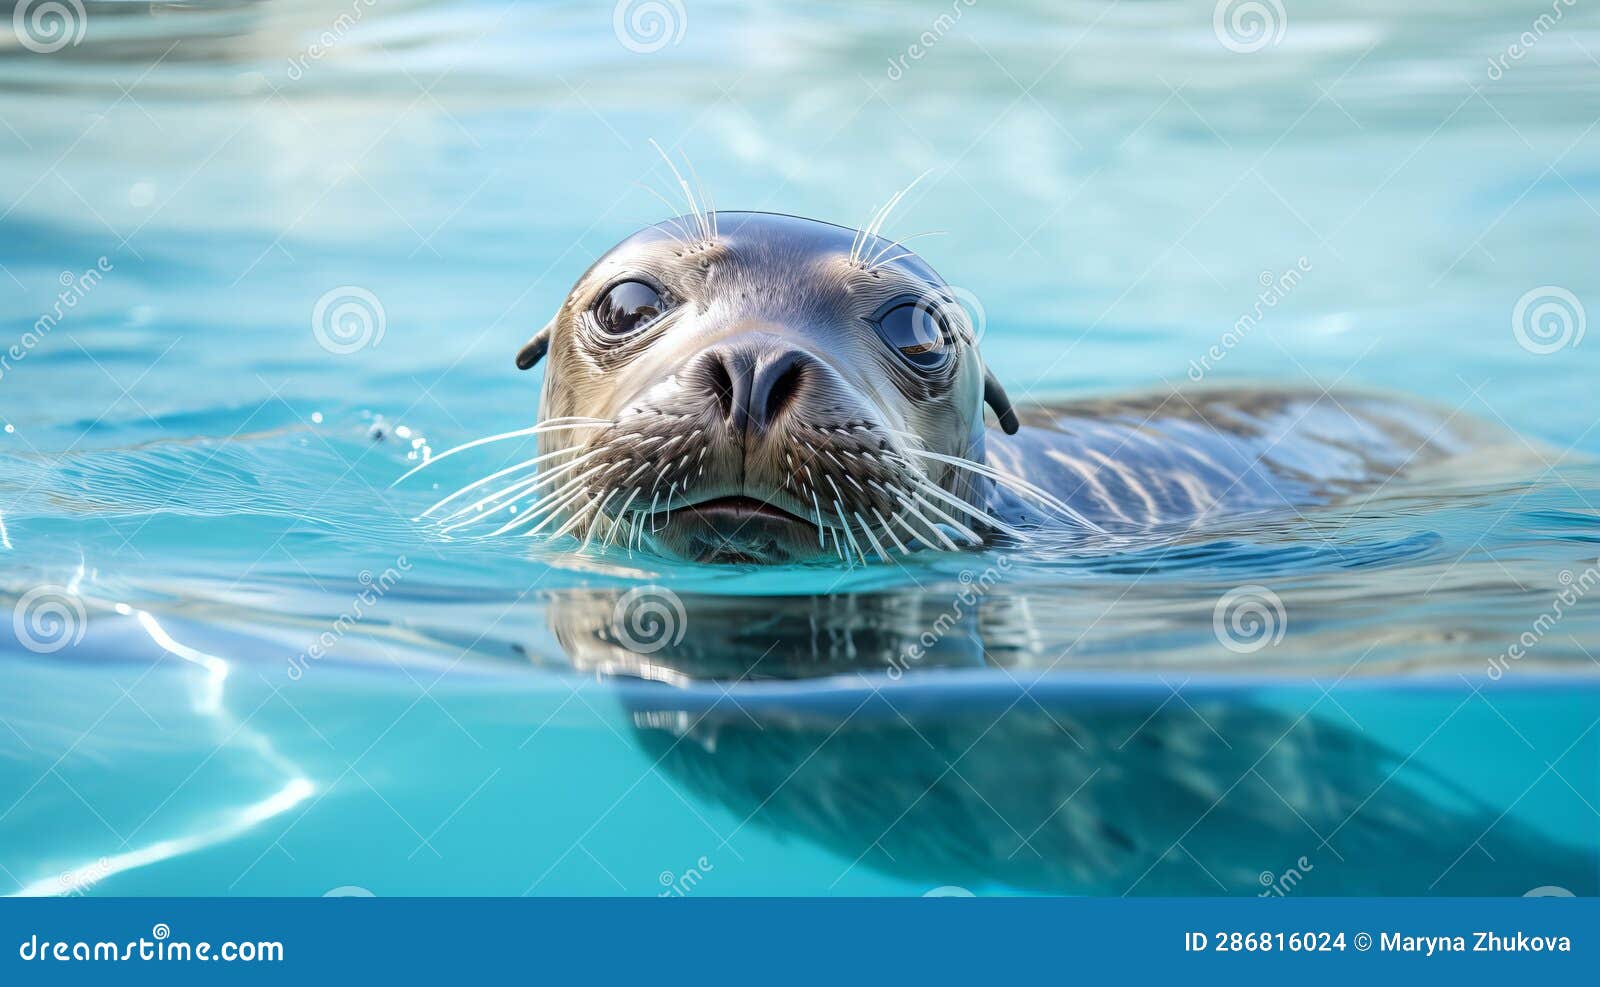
[2, 0, 1598, 895]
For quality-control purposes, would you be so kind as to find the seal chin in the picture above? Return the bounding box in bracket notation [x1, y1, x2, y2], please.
[657, 495, 823, 564]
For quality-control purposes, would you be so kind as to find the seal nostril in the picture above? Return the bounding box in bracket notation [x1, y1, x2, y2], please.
[762, 359, 804, 425]
[701, 345, 810, 435]
[706, 354, 735, 421]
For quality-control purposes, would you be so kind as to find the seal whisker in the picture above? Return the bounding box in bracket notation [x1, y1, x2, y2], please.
[822, 474, 867, 556]
[438, 457, 608, 531]
[858, 196, 897, 261]
[872, 508, 913, 555]
[419, 445, 588, 518]
[522, 456, 620, 499]
[680, 147, 717, 241]
[855, 198, 893, 265]
[831, 499, 868, 566]
[510, 463, 625, 537]
[852, 510, 891, 561]
[436, 476, 545, 530]
[604, 488, 642, 548]
[904, 486, 984, 545]
[886, 488, 961, 551]
[851, 192, 901, 265]
[451, 464, 607, 535]
[808, 488, 827, 547]
[574, 488, 619, 550]
[618, 459, 654, 486]
[432, 449, 603, 523]
[548, 498, 595, 542]
[648, 138, 712, 246]
[635, 183, 696, 247]
[392, 418, 611, 486]
[848, 205, 871, 266]
[900, 448, 1105, 532]
[908, 475, 1024, 539]
[830, 503, 858, 566]
[865, 249, 917, 271]
[888, 509, 932, 552]
[652, 481, 676, 534]
[864, 230, 946, 272]
[515, 486, 593, 538]
[591, 487, 626, 548]
[853, 170, 932, 267]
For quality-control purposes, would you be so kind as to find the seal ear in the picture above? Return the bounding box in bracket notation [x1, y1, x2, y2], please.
[515, 320, 553, 370]
[983, 368, 1020, 435]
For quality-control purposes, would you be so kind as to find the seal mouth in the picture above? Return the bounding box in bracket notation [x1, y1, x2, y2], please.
[676, 495, 811, 526]
[660, 494, 818, 563]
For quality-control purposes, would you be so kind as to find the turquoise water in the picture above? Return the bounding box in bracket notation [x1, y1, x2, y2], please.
[3, 0, 1599, 895]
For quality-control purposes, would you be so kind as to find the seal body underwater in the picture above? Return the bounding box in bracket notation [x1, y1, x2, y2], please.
[497, 210, 1521, 563]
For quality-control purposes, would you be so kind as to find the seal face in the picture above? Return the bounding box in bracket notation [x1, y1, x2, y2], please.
[515, 211, 1017, 564]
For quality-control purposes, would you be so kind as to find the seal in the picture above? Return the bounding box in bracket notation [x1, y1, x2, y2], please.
[474, 210, 1518, 564]
[503, 209, 1019, 564]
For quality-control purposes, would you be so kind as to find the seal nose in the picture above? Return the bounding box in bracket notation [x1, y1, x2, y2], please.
[702, 344, 809, 435]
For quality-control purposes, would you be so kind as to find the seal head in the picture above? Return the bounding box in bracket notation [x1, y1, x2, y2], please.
[516, 211, 1017, 564]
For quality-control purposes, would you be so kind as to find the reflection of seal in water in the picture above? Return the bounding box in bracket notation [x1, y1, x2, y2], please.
[544, 589, 1597, 895]
[494, 210, 1516, 563]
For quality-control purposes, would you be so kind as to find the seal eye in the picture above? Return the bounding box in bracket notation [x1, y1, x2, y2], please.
[593, 280, 666, 339]
[875, 299, 951, 370]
